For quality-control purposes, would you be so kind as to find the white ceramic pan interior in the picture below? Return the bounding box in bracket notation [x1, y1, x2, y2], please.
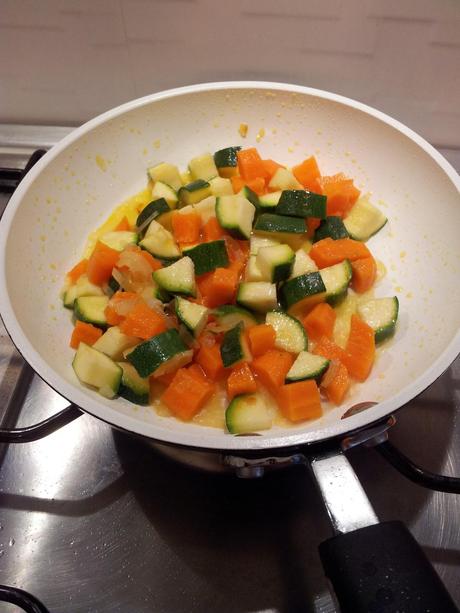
[0, 82, 459, 451]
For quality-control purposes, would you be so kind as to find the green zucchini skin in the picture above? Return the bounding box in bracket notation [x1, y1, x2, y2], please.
[182, 240, 229, 276]
[314, 216, 349, 242]
[127, 329, 188, 377]
[214, 146, 241, 168]
[254, 213, 306, 234]
[280, 272, 326, 310]
[276, 190, 327, 219]
[136, 198, 170, 229]
[220, 322, 250, 368]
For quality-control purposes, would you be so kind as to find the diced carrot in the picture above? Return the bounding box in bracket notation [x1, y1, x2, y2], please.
[350, 256, 377, 293]
[139, 250, 162, 271]
[225, 236, 250, 266]
[303, 303, 336, 342]
[195, 343, 226, 381]
[172, 211, 201, 246]
[306, 217, 321, 238]
[203, 217, 225, 241]
[187, 363, 209, 383]
[119, 301, 167, 339]
[230, 175, 266, 196]
[230, 175, 245, 194]
[292, 156, 322, 193]
[343, 315, 375, 382]
[67, 259, 88, 284]
[86, 241, 120, 286]
[155, 371, 177, 387]
[69, 320, 103, 349]
[237, 148, 269, 182]
[320, 174, 360, 218]
[104, 291, 140, 326]
[197, 266, 238, 308]
[309, 238, 371, 269]
[312, 335, 348, 363]
[251, 349, 294, 394]
[247, 324, 276, 357]
[276, 380, 322, 422]
[321, 360, 350, 405]
[248, 177, 267, 195]
[227, 362, 258, 399]
[161, 368, 214, 420]
[114, 216, 131, 231]
[262, 159, 284, 180]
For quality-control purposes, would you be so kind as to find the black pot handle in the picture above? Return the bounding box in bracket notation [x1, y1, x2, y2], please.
[0, 585, 49, 613]
[309, 450, 458, 612]
[319, 520, 458, 613]
[0, 403, 83, 443]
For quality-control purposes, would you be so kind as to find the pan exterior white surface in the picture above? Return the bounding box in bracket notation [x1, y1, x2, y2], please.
[0, 82, 459, 451]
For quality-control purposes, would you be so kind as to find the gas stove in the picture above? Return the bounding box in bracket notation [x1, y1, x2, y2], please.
[0, 125, 459, 613]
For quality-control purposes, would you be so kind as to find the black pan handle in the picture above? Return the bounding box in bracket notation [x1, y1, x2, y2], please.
[319, 521, 458, 613]
[0, 585, 49, 613]
[0, 403, 83, 443]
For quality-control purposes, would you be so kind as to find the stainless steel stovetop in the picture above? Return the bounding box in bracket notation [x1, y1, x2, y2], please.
[0, 126, 459, 613]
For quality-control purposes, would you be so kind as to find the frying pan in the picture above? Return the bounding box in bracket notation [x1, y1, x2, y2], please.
[0, 82, 459, 612]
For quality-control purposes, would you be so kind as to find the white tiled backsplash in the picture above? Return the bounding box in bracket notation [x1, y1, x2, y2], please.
[0, 0, 459, 147]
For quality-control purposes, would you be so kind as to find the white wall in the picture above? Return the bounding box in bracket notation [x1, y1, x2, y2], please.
[0, 0, 459, 146]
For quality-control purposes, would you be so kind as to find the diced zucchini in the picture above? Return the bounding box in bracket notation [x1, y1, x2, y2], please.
[258, 191, 282, 210]
[182, 240, 228, 275]
[152, 349, 194, 378]
[237, 282, 278, 313]
[175, 297, 209, 337]
[74, 296, 109, 327]
[93, 326, 139, 360]
[178, 180, 212, 206]
[250, 235, 280, 255]
[209, 176, 233, 196]
[152, 281, 172, 303]
[220, 322, 251, 367]
[254, 213, 305, 235]
[118, 362, 150, 405]
[314, 216, 349, 242]
[136, 198, 170, 230]
[357, 296, 399, 343]
[256, 244, 295, 283]
[214, 146, 241, 175]
[63, 275, 103, 309]
[216, 195, 256, 239]
[127, 328, 188, 377]
[189, 153, 218, 182]
[268, 167, 302, 191]
[344, 198, 388, 241]
[280, 272, 326, 314]
[100, 231, 138, 252]
[266, 310, 307, 353]
[108, 275, 120, 295]
[151, 181, 178, 208]
[319, 260, 352, 305]
[286, 351, 330, 383]
[213, 305, 257, 330]
[153, 256, 196, 297]
[276, 190, 327, 219]
[193, 196, 216, 223]
[225, 393, 272, 434]
[245, 255, 267, 282]
[72, 343, 122, 398]
[290, 249, 318, 279]
[139, 220, 181, 260]
[148, 162, 183, 192]
[238, 186, 260, 210]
